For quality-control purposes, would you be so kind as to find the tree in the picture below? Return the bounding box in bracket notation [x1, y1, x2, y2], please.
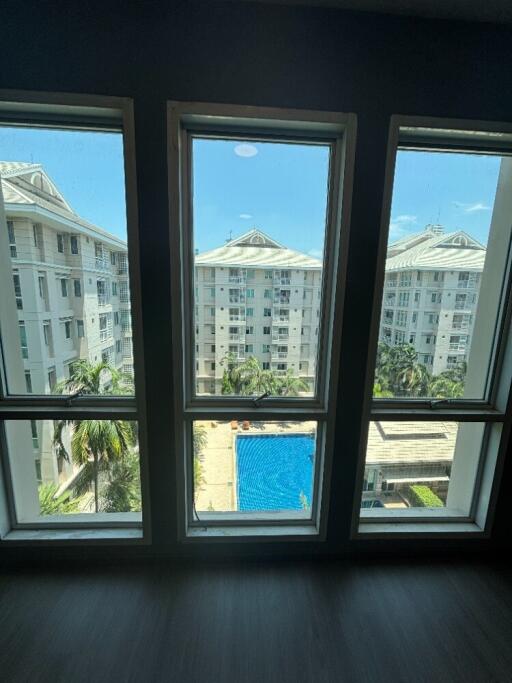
[38, 483, 85, 515]
[53, 360, 135, 512]
[102, 450, 141, 513]
[220, 354, 306, 397]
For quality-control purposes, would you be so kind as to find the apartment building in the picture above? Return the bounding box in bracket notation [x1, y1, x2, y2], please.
[194, 229, 322, 394]
[0, 161, 133, 484]
[379, 225, 485, 375]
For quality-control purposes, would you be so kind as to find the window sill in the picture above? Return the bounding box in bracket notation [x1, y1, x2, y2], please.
[357, 521, 486, 538]
[185, 524, 320, 542]
[2, 528, 145, 544]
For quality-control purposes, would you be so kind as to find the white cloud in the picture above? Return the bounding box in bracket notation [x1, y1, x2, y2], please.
[239, 213, 252, 219]
[234, 143, 258, 158]
[308, 248, 323, 258]
[389, 214, 417, 239]
[453, 201, 490, 213]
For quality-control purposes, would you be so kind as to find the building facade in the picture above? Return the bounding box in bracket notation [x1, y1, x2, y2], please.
[1, 161, 133, 486]
[379, 225, 485, 375]
[194, 229, 322, 395]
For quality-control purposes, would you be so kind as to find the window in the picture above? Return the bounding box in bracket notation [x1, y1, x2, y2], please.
[245, 326, 254, 335]
[357, 117, 512, 536]
[13, 272, 22, 309]
[112, 282, 118, 296]
[169, 102, 353, 535]
[7, 220, 17, 258]
[18, 322, 28, 359]
[0, 95, 144, 535]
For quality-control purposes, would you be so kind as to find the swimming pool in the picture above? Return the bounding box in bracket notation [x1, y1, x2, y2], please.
[236, 433, 315, 512]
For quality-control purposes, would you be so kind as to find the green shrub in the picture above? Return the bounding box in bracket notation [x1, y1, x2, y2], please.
[408, 484, 444, 508]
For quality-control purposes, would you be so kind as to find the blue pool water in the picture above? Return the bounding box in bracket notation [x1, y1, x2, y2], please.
[236, 434, 315, 511]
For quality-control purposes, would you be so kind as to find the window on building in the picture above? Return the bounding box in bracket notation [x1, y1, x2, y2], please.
[112, 282, 118, 296]
[7, 220, 17, 258]
[60, 278, 68, 297]
[57, 233, 64, 253]
[358, 118, 512, 536]
[70, 235, 79, 254]
[73, 279, 81, 297]
[76, 319, 84, 338]
[170, 103, 352, 535]
[12, 272, 22, 309]
[64, 321, 72, 339]
[24, 371, 32, 393]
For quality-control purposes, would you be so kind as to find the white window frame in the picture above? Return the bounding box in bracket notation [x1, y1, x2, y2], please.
[168, 101, 356, 540]
[352, 115, 512, 538]
[0, 90, 149, 543]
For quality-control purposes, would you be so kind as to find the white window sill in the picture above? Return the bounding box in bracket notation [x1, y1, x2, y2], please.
[2, 528, 145, 543]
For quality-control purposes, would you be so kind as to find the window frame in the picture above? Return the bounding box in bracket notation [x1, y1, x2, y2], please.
[168, 101, 356, 539]
[352, 115, 512, 538]
[0, 90, 149, 541]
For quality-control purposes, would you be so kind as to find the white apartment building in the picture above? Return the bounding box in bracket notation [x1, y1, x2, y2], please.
[0, 161, 133, 485]
[379, 225, 485, 375]
[194, 229, 322, 394]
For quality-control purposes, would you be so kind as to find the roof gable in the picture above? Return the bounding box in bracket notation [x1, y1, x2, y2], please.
[228, 229, 284, 249]
[0, 161, 73, 212]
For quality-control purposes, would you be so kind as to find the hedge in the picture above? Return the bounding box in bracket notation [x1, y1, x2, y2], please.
[408, 484, 444, 508]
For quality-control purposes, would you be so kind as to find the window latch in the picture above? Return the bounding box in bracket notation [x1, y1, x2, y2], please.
[67, 390, 83, 407]
[430, 398, 453, 409]
[253, 391, 269, 408]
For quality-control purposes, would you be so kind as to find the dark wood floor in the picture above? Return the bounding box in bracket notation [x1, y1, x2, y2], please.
[1, 559, 512, 682]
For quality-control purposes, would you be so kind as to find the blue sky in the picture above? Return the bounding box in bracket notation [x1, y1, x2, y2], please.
[389, 150, 501, 247]
[1, 126, 502, 252]
[0, 126, 127, 239]
[192, 138, 331, 255]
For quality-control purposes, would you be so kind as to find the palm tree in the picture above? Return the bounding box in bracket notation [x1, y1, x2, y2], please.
[102, 450, 141, 513]
[52, 360, 134, 512]
[193, 424, 208, 494]
[277, 369, 308, 396]
[38, 483, 85, 515]
[54, 419, 133, 512]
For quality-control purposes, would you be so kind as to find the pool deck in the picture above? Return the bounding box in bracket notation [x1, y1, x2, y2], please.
[195, 421, 317, 512]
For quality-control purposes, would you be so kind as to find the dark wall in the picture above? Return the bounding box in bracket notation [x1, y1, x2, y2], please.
[1, 0, 512, 562]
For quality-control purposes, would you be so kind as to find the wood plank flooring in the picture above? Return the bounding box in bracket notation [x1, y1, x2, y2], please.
[1, 560, 511, 682]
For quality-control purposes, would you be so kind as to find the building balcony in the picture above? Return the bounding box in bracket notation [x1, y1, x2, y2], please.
[272, 351, 288, 360]
[97, 294, 110, 306]
[274, 277, 291, 285]
[228, 276, 246, 284]
[229, 314, 245, 322]
[229, 297, 245, 304]
[272, 334, 289, 342]
[449, 343, 467, 351]
[229, 333, 245, 343]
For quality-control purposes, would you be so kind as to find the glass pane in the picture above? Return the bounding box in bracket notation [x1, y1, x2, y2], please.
[193, 420, 318, 516]
[361, 421, 486, 515]
[374, 146, 512, 399]
[0, 125, 135, 395]
[191, 137, 331, 397]
[4, 420, 141, 523]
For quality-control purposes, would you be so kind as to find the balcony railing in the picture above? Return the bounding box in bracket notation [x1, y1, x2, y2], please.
[274, 298, 290, 306]
[97, 294, 110, 306]
[229, 314, 246, 322]
[272, 351, 288, 359]
[228, 276, 246, 284]
[449, 343, 467, 351]
[274, 277, 291, 285]
[272, 334, 289, 342]
[229, 296, 245, 304]
[229, 333, 245, 342]
[100, 329, 108, 342]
